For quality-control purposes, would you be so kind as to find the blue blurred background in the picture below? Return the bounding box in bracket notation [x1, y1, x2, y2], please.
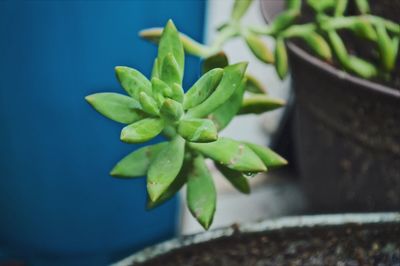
[0, 1, 205, 265]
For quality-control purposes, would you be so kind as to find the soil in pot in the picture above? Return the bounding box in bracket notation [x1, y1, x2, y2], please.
[135, 223, 400, 266]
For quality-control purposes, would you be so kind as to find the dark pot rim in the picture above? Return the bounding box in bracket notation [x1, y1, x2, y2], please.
[112, 212, 400, 266]
[260, 0, 400, 99]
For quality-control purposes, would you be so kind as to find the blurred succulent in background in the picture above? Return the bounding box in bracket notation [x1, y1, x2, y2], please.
[141, 0, 399, 80]
[86, 20, 286, 230]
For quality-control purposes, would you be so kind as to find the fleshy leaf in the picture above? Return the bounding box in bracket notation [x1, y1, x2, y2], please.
[328, 31, 377, 78]
[190, 137, 266, 172]
[347, 56, 378, 78]
[376, 23, 397, 71]
[351, 20, 377, 41]
[202, 52, 229, 73]
[160, 53, 182, 87]
[147, 136, 185, 201]
[183, 68, 224, 110]
[140, 28, 208, 57]
[269, 9, 299, 34]
[158, 20, 184, 77]
[147, 158, 190, 209]
[239, 95, 285, 115]
[300, 32, 332, 61]
[307, 0, 335, 13]
[245, 74, 267, 94]
[186, 62, 247, 118]
[275, 38, 288, 80]
[151, 58, 160, 79]
[115, 66, 152, 99]
[178, 118, 217, 143]
[170, 83, 184, 103]
[160, 98, 183, 122]
[187, 155, 216, 230]
[215, 163, 250, 194]
[151, 77, 168, 106]
[355, 0, 370, 14]
[208, 78, 246, 130]
[110, 142, 168, 178]
[85, 93, 144, 124]
[328, 29, 377, 78]
[231, 0, 253, 21]
[287, 0, 302, 10]
[245, 32, 274, 64]
[120, 118, 164, 143]
[327, 30, 348, 63]
[244, 142, 288, 168]
[139, 92, 159, 116]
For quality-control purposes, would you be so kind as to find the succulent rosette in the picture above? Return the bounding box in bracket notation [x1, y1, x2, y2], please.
[86, 20, 286, 229]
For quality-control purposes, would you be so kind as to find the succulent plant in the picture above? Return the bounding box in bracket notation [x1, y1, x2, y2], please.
[141, 0, 399, 80]
[86, 20, 286, 230]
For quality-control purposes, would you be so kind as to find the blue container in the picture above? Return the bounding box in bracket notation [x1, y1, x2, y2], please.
[0, 1, 205, 265]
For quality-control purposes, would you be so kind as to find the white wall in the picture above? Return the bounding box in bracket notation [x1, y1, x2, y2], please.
[205, 0, 291, 146]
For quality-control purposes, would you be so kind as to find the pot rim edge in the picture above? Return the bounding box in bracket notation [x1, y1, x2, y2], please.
[112, 212, 400, 266]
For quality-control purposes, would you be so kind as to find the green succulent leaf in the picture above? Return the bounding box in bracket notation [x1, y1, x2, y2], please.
[160, 98, 183, 122]
[151, 77, 168, 106]
[287, 0, 301, 11]
[85, 93, 144, 124]
[202, 52, 229, 73]
[275, 38, 288, 80]
[327, 31, 348, 64]
[170, 83, 185, 103]
[187, 155, 216, 230]
[147, 136, 185, 202]
[190, 137, 266, 172]
[244, 142, 288, 168]
[151, 58, 160, 79]
[245, 74, 267, 94]
[158, 20, 184, 77]
[115, 66, 152, 100]
[245, 32, 274, 64]
[120, 118, 164, 143]
[328, 31, 377, 78]
[351, 20, 377, 41]
[347, 56, 378, 78]
[140, 28, 209, 57]
[307, 0, 335, 13]
[208, 78, 246, 131]
[239, 95, 285, 115]
[147, 157, 190, 209]
[183, 68, 224, 110]
[139, 92, 160, 116]
[334, 0, 348, 17]
[269, 9, 299, 34]
[215, 163, 250, 194]
[300, 32, 332, 61]
[376, 23, 397, 71]
[186, 62, 247, 118]
[160, 53, 182, 87]
[231, 0, 253, 21]
[178, 118, 217, 143]
[110, 142, 168, 178]
[355, 0, 370, 14]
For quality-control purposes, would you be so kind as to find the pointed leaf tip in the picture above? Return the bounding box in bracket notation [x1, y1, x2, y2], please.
[120, 118, 164, 143]
[187, 155, 216, 230]
[110, 142, 167, 178]
[190, 138, 267, 172]
[85, 92, 144, 124]
[147, 136, 185, 201]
